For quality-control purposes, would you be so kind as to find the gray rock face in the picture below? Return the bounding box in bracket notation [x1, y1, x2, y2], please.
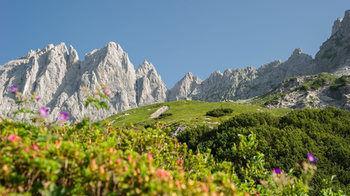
[167, 72, 201, 101]
[0, 43, 80, 121]
[172, 47, 315, 102]
[172, 11, 350, 103]
[237, 48, 316, 99]
[332, 18, 343, 36]
[263, 75, 350, 110]
[135, 60, 167, 106]
[193, 67, 257, 101]
[0, 42, 166, 121]
[315, 10, 350, 74]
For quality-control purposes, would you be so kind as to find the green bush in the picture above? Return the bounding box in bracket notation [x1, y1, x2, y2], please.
[330, 75, 350, 90]
[298, 73, 336, 91]
[206, 108, 233, 117]
[156, 112, 173, 119]
[177, 107, 350, 194]
[0, 116, 320, 195]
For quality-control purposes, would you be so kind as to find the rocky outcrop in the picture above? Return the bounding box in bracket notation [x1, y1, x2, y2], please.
[135, 60, 167, 106]
[172, 10, 350, 103]
[193, 67, 257, 101]
[167, 72, 201, 101]
[263, 74, 350, 110]
[170, 47, 315, 102]
[0, 42, 165, 121]
[237, 48, 316, 99]
[315, 10, 350, 75]
[150, 106, 170, 119]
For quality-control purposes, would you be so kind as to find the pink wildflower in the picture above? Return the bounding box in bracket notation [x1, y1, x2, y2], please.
[7, 134, 21, 142]
[8, 84, 18, 94]
[58, 111, 69, 122]
[176, 159, 184, 166]
[103, 87, 111, 97]
[147, 152, 153, 162]
[272, 167, 282, 174]
[32, 144, 39, 151]
[116, 158, 122, 165]
[307, 152, 318, 164]
[39, 106, 50, 118]
[155, 168, 171, 180]
[35, 95, 41, 102]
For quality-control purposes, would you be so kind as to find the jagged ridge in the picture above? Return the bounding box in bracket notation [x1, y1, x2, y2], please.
[1, 10, 350, 121]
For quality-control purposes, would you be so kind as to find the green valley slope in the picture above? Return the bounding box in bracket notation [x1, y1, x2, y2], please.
[105, 100, 289, 128]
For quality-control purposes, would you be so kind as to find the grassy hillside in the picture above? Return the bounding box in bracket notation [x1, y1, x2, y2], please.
[105, 100, 289, 128]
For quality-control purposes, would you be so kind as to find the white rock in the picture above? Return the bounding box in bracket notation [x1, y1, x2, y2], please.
[0, 42, 167, 121]
[150, 106, 169, 119]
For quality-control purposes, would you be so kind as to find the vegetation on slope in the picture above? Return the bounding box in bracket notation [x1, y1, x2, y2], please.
[298, 73, 337, 91]
[330, 75, 350, 90]
[0, 85, 347, 195]
[106, 100, 289, 128]
[0, 116, 335, 195]
[253, 73, 350, 108]
[177, 107, 350, 194]
[206, 108, 234, 117]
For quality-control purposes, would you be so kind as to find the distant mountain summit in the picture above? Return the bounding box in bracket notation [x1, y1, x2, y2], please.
[1, 10, 350, 121]
[173, 10, 350, 101]
[0, 42, 165, 121]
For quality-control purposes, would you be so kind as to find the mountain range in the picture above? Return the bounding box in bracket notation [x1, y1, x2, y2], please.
[1, 10, 350, 121]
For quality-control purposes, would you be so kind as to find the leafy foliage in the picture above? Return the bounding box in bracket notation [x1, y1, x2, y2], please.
[0, 116, 321, 195]
[155, 112, 173, 120]
[330, 75, 350, 90]
[298, 73, 336, 91]
[253, 92, 286, 106]
[206, 108, 234, 117]
[84, 88, 110, 110]
[177, 107, 350, 194]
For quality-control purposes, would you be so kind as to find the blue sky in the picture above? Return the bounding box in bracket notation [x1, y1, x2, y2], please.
[1, 1, 349, 86]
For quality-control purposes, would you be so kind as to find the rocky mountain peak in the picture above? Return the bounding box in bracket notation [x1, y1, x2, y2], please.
[315, 10, 350, 74]
[331, 10, 350, 36]
[183, 72, 200, 81]
[0, 42, 168, 121]
[45, 43, 68, 54]
[136, 60, 157, 76]
[182, 72, 201, 83]
[68, 45, 79, 64]
[292, 48, 302, 56]
[288, 48, 312, 60]
[332, 18, 343, 36]
[1, 11, 350, 120]
[105, 41, 123, 52]
[135, 60, 167, 106]
[167, 72, 201, 101]
[185, 72, 194, 77]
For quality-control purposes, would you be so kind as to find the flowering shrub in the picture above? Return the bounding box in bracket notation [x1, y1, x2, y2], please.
[0, 118, 326, 195]
[0, 120, 237, 195]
